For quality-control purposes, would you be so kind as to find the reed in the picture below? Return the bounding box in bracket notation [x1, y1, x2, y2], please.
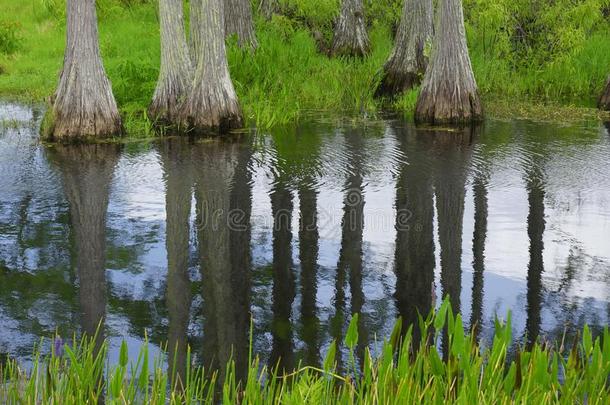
[2, 299, 609, 404]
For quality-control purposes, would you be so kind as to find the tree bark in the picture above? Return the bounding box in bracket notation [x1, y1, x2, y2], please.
[149, 0, 193, 125]
[189, 0, 202, 63]
[259, 0, 276, 20]
[599, 75, 610, 111]
[375, 0, 433, 97]
[224, 0, 257, 49]
[181, 0, 243, 134]
[415, 0, 482, 124]
[48, 0, 122, 140]
[331, 0, 370, 57]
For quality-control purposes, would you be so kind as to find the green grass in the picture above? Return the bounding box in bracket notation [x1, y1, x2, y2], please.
[2, 299, 610, 403]
[0, 0, 609, 137]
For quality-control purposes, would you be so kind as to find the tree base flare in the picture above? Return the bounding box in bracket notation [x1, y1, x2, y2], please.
[45, 0, 122, 142]
[330, 0, 370, 58]
[375, 70, 421, 99]
[180, 96, 243, 136]
[148, 96, 187, 129]
[599, 77, 610, 111]
[331, 42, 370, 58]
[45, 107, 123, 142]
[415, 86, 483, 125]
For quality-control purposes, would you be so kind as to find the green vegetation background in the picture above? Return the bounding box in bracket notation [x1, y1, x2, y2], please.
[1, 0, 609, 134]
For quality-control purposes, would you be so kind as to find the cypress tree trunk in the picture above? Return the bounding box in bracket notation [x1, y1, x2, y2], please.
[331, 0, 370, 57]
[48, 0, 122, 140]
[224, 0, 257, 49]
[149, 0, 193, 125]
[181, 0, 243, 134]
[599, 76, 610, 111]
[415, 0, 482, 124]
[259, 0, 276, 20]
[189, 0, 202, 63]
[375, 0, 433, 97]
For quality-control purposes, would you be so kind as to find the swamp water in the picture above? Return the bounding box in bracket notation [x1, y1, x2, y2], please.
[1, 101, 610, 375]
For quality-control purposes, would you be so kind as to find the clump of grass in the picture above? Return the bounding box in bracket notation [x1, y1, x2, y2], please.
[229, 18, 392, 128]
[0, 118, 22, 128]
[2, 299, 610, 404]
[0, 20, 22, 55]
[485, 98, 610, 123]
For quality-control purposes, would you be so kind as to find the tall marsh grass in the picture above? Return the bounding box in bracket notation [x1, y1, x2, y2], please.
[2, 299, 610, 404]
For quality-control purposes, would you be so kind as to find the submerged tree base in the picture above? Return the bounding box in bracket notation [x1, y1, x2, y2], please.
[415, 87, 483, 125]
[42, 107, 123, 142]
[179, 103, 244, 136]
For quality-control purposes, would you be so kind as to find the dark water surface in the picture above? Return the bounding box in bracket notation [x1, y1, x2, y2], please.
[2, 101, 610, 375]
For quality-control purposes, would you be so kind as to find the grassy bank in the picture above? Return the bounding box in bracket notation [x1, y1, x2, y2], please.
[0, 0, 609, 136]
[2, 300, 610, 403]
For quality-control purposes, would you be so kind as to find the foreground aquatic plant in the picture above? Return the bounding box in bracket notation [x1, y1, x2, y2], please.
[2, 299, 610, 404]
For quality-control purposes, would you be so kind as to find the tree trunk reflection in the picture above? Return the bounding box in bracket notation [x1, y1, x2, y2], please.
[50, 144, 121, 353]
[160, 139, 193, 390]
[194, 140, 252, 382]
[393, 126, 436, 346]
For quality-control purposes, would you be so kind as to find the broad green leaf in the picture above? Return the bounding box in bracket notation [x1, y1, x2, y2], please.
[119, 340, 129, 368]
[344, 314, 359, 350]
[323, 341, 337, 372]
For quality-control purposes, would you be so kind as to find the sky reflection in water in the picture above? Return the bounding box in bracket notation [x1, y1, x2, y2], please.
[1, 102, 610, 375]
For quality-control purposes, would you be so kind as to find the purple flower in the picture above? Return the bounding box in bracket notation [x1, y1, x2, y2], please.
[54, 336, 64, 358]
